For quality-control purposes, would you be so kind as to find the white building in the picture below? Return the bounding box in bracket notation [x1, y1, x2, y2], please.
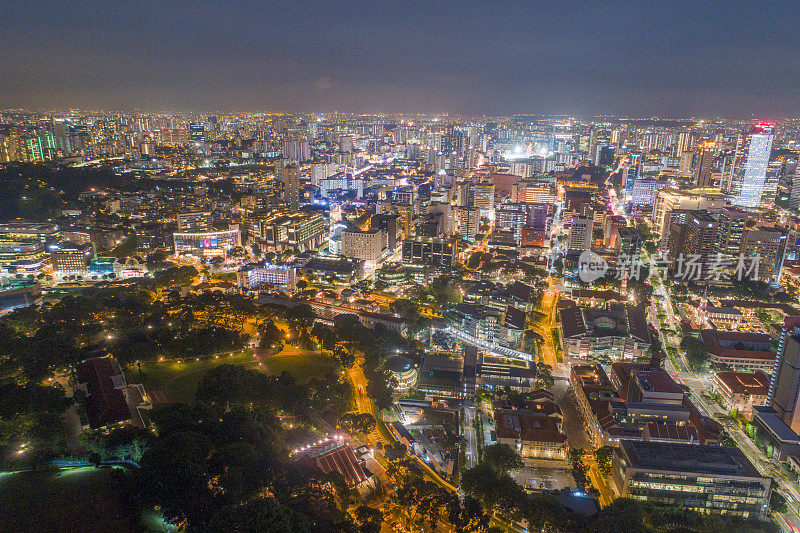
[568, 216, 593, 251]
[342, 228, 385, 262]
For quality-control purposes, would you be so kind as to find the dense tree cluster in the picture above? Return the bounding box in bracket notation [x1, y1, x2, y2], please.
[680, 336, 709, 370]
[106, 363, 362, 531]
[0, 287, 256, 382]
[462, 462, 581, 531]
[0, 382, 71, 462]
[196, 364, 352, 423]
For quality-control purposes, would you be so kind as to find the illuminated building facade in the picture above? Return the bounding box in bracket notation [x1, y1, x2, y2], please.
[173, 228, 241, 258]
[723, 123, 774, 208]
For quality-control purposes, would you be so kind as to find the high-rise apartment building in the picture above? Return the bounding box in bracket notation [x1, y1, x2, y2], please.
[282, 139, 310, 162]
[723, 123, 774, 208]
[283, 164, 300, 212]
[791, 167, 800, 212]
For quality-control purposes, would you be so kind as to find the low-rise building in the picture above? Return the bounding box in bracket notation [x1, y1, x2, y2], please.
[173, 227, 241, 258]
[714, 371, 770, 414]
[751, 407, 800, 461]
[237, 262, 297, 292]
[700, 330, 775, 372]
[612, 440, 770, 519]
[560, 303, 651, 362]
[74, 355, 151, 429]
[494, 408, 568, 462]
[475, 353, 537, 391]
[416, 353, 467, 400]
[292, 437, 377, 493]
[0, 281, 42, 314]
[385, 355, 417, 394]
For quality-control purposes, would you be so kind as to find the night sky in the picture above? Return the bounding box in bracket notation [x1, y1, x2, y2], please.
[1, 1, 798, 116]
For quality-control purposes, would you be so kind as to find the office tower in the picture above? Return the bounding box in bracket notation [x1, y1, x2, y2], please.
[665, 210, 718, 276]
[693, 140, 716, 188]
[427, 202, 453, 235]
[740, 227, 788, 287]
[715, 207, 750, 257]
[604, 216, 627, 247]
[768, 318, 800, 434]
[613, 227, 641, 258]
[723, 123, 774, 208]
[495, 203, 528, 243]
[568, 216, 593, 252]
[456, 206, 480, 242]
[631, 178, 670, 206]
[473, 182, 495, 218]
[790, 168, 800, 211]
[624, 152, 642, 196]
[370, 213, 400, 250]
[456, 181, 473, 207]
[283, 164, 300, 212]
[760, 160, 781, 208]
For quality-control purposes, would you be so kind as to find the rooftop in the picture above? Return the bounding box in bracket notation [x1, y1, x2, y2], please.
[494, 408, 567, 444]
[753, 407, 800, 444]
[715, 371, 770, 396]
[620, 440, 761, 478]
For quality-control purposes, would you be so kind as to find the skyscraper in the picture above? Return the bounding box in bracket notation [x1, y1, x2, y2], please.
[768, 318, 800, 434]
[283, 164, 300, 212]
[723, 123, 774, 208]
[790, 165, 800, 212]
[693, 140, 716, 188]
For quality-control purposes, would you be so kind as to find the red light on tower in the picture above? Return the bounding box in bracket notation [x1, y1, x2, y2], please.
[753, 122, 774, 134]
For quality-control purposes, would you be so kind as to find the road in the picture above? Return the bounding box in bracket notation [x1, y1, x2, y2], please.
[587, 461, 615, 507]
[531, 277, 562, 372]
[348, 362, 389, 447]
[650, 272, 800, 531]
[463, 406, 478, 469]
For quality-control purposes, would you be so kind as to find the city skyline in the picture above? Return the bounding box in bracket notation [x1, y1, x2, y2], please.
[2, 1, 799, 117]
[5, 3, 800, 531]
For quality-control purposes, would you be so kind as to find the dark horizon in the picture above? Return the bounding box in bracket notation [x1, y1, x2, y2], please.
[1, 1, 798, 118]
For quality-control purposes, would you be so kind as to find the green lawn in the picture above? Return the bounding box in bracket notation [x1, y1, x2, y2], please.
[126, 351, 258, 404]
[261, 349, 336, 382]
[0, 467, 170, 532]
[127, 348, 336, 404]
